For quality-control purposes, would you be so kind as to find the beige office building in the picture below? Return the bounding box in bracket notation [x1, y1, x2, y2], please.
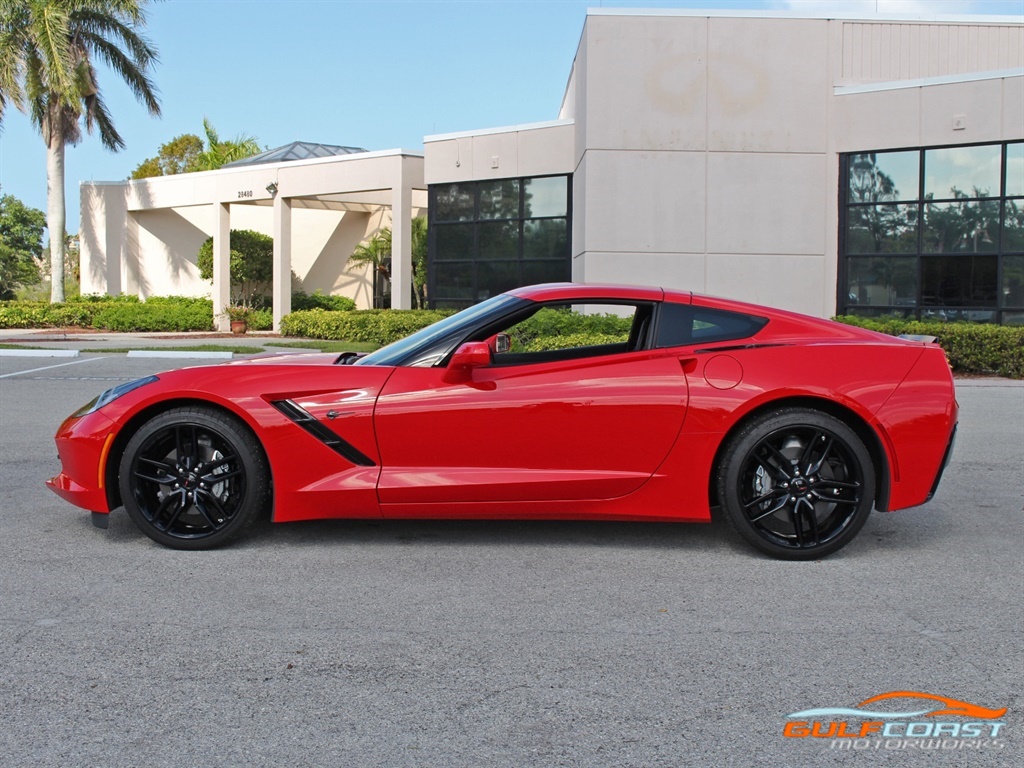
[81, 9, 1024, 327]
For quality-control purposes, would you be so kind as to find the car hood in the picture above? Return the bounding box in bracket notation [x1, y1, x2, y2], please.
[223, 352, 350, 367]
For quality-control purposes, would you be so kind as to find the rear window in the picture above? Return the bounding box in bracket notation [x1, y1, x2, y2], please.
[655, 303, 768, 347]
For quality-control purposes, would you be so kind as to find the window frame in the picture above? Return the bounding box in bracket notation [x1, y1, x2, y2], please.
[427, 174, 572, 309]
[838, 140, 1023, 325]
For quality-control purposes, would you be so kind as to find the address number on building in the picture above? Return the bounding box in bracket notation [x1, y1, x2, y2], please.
[237, 190, 253, 199]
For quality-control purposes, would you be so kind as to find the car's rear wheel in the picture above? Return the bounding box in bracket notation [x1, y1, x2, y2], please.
[717, 408, 875, 560]
[118, 406, 269, 550]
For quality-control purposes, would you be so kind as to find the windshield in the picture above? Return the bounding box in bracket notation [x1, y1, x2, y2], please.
[356, 294, 525, 367]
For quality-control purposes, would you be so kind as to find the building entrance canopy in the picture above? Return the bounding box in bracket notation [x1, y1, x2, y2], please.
[81, 148, 426, 329]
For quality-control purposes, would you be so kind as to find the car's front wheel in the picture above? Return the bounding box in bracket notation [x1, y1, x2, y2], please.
[717, 408, 875, 560]
[118, 406, 270, 549]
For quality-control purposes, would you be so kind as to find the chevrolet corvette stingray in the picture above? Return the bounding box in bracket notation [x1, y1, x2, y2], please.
[47, 283, 957, 559]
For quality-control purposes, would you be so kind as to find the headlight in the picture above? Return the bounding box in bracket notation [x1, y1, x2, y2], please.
[72, 376, 159, 417]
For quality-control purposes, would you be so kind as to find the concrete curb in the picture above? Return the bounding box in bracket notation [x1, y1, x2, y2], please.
[0, 348, 80, 358]
[126, 350, 234, 360]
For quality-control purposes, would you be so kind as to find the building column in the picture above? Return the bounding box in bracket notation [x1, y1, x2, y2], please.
[272, 195, 292, 331]
[213, 202, 231, 331]
[390, 157, 413, 310]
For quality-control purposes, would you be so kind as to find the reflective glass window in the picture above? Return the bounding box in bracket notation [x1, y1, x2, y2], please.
[923, 200, 1000, 253]
[478, 221, 519, 260]
[433, 184, 474, 222]
[476, 262, 521, 301]
[524, 218, 568, 260]
[1006, 143, 1024, 197]
[925, 145, 1001, 199]
[844, 307, 916, 320]
[846, 204, 918, 254]
[841, 143, 1021, 323]
[1003, 255, 1024, 308]
[921, 255, 997, 307]
[522, 260, 569, 286]
[848, 151, 919, 203]
[524, 176, 568, 218]
[428, 176, 571, 307]
[1005, 199, 1024, 252]
[845, 256, 917, 307]
[433, 263, 475, 301]
[478, 180, 520, 220]
[434, 224, 473, 260]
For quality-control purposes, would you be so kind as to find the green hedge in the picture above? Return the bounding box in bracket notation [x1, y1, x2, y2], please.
[0, 293, 354, 333]
[522, 332, 628, 352]
[281, 308, 454, 343]
[279, 306, 635, 347]
[290, 290, 356, 312]
[0, 296, 215, 331]
[834, 316, 1024, 378]
[512, 307, 634, 342]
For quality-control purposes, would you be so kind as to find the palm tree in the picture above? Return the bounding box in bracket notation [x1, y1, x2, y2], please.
[0, 0, 160, 302]
[195, 117, 261, 170]
[348, 228, 392, 308]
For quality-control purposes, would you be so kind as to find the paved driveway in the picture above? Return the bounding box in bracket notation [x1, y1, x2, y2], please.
[1, 354, 1020, 767]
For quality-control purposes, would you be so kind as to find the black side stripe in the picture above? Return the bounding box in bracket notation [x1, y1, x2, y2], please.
[692, 343, 789, 354]
[270, 399, 376, 467]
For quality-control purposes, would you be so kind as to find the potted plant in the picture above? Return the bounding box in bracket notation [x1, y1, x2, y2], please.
[224, 304, 251, 334]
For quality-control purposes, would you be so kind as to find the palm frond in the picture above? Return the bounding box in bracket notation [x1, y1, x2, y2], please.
[33, 1, 76, 107]
[70, 7, 157, 69]
[84, 90, 122, 151]
[202, 116, 219, 148]
[75, 29, 159, 115]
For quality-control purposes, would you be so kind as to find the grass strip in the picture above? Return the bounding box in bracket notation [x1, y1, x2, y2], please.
[80, 345, 266, 354]
[266, 340, 379, 353]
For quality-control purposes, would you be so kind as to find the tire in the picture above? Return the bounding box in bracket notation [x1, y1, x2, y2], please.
[717, 407, 875, 560]
[118, 406, 270, 550]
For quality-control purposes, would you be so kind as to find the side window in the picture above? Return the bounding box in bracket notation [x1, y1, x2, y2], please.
[487, 302, 652, 365]
[655, 303, 768, 347]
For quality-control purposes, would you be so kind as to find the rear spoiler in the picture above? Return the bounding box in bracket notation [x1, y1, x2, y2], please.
[898, 334, 938, 343]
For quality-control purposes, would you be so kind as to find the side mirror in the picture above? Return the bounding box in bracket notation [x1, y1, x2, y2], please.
[485, 332, 512, 354]
[443, 341, 492, 383]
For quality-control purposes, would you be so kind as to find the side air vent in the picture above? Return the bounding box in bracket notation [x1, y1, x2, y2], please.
[270, 399, 376, 466]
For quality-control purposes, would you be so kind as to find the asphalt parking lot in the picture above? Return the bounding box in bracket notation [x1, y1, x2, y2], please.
[1, 352, 1021, 768]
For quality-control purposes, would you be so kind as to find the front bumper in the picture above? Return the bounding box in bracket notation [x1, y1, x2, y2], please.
[46, 409, 119, 514]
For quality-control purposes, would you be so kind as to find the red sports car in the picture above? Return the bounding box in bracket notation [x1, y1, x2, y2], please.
[47, 283, 957, 559]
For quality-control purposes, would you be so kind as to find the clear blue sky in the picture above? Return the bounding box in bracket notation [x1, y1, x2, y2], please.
[1, 0, 1021, 235]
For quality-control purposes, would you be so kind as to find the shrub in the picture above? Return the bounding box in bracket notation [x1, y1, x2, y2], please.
[0, 292, 342, 333]
[196, 229, 273, 302]
[0, 296, 215, 331]
[834, 316, 1024, 378]
[512, 307, 634, 344]
[71, 293, 140, 303]
[280, 306, 636, 348]
[90, 298, 214, 332]
[280, 309, 453, 343]
[522, 332, 628, 352]
[291, 290, 356, 312]
[247, 308, 273, 331]
[0, 301, 56, 327]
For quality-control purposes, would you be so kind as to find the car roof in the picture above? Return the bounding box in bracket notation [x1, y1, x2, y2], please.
[508, 283, 690, 303]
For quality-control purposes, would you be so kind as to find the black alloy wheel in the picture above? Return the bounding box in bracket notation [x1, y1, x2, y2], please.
[118, 406, 270, 549]
[717, 408, 876, 560]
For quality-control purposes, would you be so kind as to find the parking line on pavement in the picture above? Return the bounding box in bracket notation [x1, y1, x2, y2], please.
[126, 350, 234, 359]
[0, 357, 101, 380]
